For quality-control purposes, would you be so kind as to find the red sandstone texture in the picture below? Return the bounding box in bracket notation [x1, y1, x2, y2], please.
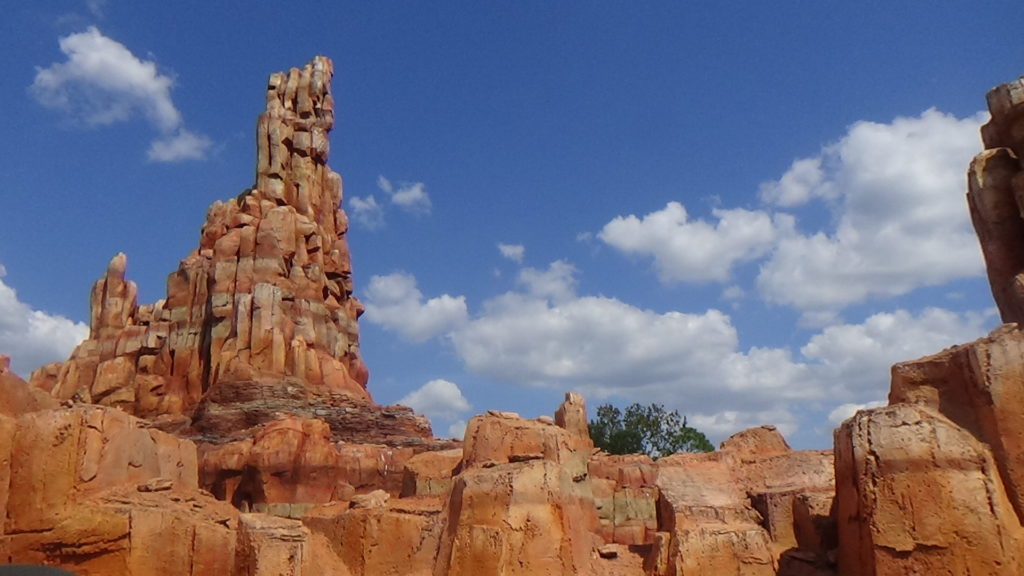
[3, 60, 1024, 575]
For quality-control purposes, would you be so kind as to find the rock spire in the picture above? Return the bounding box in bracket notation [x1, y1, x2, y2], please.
[37, 57, 382, 434]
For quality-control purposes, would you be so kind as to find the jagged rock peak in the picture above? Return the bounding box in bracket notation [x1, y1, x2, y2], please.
[40, 56, 372, 427]
[254, 55, 339, 217]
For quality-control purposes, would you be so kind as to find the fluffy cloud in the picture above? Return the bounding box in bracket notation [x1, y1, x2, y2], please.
[757, 109, 987, 312]
[516, 260, 577, 303]
[31, 27, 211, 162]
[351, 176, 432, 228]
[378, 176, 431, 214]
[498, 243, 525, 264]
[0, 266, 88, 377]
[376, 263, 992, 445]
[599, 202, 780, 283]
[362, 272, 468, 342]
[399, 379, 472, 422]
[349, 195, 385, 229]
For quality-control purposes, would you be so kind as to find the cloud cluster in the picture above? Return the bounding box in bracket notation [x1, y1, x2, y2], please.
[366, 268, 990, 443]
[757, 109, 987, 315]
[599, 203, 780, 283]
[31, 27, 211, 162]
[0, 266, 88, 377]
[367, 106, 994, 445]
[362, 272, 468, 342]
[598, 109, 986, 320]
[351, 176, 433, 229]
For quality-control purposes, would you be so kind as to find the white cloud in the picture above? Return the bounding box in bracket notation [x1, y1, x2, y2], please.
[759, 157, 833, 207]
[399, 379, 472, 422]
[447, 420, 468, 439]
[757, 109, 987, 312]
[350, 195, 385, 229]
[516, 260, 577, 303]
[362, 272, 468, 342]
[801, 307, 994, 403]
[721, 285, 745, 301]
[31, 27, 210, 162]
[378, 176, 431, 214]
[147, 128, 213, 163]
[0, 266, 88, 378]
[599, 202, 780, 283]
[498, 243, 525, 264]
[827, 401, 887, 426]
[375, 262, 992, 444]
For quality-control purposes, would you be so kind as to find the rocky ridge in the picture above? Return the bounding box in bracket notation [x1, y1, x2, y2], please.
[2, 59, 1024, 575]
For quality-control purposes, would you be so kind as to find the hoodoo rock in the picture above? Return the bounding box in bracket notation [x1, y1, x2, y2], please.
[7, 59, 1024, 575]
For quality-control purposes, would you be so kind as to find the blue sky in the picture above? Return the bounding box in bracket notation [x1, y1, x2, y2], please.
[1, 1, 1022, 448]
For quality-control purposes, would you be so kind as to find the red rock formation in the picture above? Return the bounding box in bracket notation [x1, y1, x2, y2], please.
[43, 57, 387, 437]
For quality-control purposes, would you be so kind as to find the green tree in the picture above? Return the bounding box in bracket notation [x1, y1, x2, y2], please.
[588, 403, 714, 458]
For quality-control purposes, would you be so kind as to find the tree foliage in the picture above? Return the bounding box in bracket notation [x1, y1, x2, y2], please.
[588, 403, 714, 458]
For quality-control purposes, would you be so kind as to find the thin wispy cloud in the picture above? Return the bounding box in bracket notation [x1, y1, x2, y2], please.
[350, 195, 385, 230]
[31, 27, 211, 162]
[349, 175, 433, 229]
[377, 175, 432, 214]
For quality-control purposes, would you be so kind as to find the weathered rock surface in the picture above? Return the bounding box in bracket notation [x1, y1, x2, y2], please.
[836, 404, 1024, 575]
[434, 394, 601, 576]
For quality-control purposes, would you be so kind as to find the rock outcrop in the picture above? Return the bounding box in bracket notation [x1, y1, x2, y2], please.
[834, 74, 1024, 576]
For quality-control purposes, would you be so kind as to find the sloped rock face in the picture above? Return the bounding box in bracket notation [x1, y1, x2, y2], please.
[0, 355, 58, 416]
[41, 57, 402, 441]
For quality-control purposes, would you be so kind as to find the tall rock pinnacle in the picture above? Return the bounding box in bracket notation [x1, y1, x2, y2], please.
[41, 57, 379, 431]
